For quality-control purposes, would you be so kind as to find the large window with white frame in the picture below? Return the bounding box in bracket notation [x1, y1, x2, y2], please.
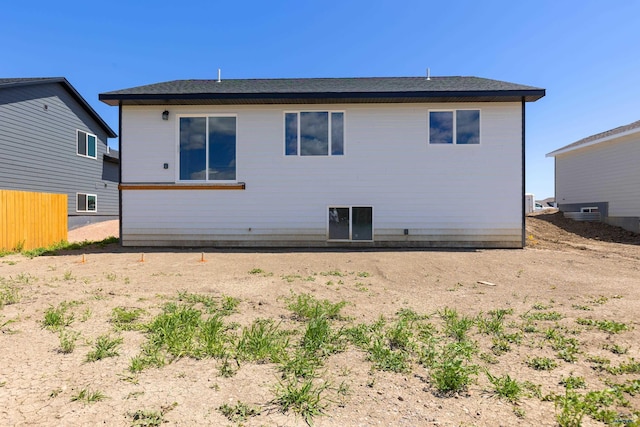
[285, 111, 344, 156]
[77, 130, 97, 158]
[328, 206, 373, 241]
[76, 193, 97, 212]
[428, 110, 480, 145]
[179, 115, 237, 181]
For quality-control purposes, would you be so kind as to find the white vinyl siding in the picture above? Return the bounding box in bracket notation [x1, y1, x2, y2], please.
[555, 132, 640, 217]
[120, 103, 522, 247]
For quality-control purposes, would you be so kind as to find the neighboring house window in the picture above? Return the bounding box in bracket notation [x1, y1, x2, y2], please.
[77, 193, 97, 212]
[77, 130, 97, 158]
[179, 115, 237, 181]
[285, 111, 344, 156]
[429, 110, 480, 144]
[581, 207, 599, 213]
[328, 206, 373, 241]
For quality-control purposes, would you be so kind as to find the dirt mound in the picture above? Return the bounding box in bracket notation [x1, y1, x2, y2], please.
[526, 211, 640, 253]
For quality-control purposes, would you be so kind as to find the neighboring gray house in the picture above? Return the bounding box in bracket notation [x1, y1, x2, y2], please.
[547, 119, 640, 233]
[0, 78, 118, 227]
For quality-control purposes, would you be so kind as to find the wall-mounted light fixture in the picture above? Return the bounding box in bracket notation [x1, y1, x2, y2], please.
[162, 110, 169, 120]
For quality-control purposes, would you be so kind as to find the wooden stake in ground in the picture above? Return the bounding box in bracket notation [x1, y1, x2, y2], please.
[139, 253, 145, 263]
[199, 252, 207, 263]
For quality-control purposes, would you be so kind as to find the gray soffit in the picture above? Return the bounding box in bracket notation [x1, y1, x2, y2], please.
[99, 76, 545, 106]
[1, 77, 117, 138]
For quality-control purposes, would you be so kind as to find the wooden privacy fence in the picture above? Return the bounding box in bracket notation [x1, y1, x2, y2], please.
[0, 190, 67, 251]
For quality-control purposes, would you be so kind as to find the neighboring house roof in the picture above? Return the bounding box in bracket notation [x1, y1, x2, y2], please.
[546, 119, 640, 157]
[1, 77, 117, 138]
[99, 76, 545, 106]
[103, 149, 120, 164]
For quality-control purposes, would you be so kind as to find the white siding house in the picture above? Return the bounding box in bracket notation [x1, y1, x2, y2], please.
[547, 120, 640, 233]
[99, 76, 544, 248]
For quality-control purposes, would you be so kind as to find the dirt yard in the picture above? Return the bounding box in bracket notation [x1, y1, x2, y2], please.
[1, 213, 639, 426]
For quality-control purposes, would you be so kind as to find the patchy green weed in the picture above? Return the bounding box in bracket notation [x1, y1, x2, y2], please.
[237, 319, 288, 363]
[301, 314, 342, 357]
[129, 402, 177, 427]
[70, 388, 106, 404]
[368, 336, 411, 373]
[42, 303, 74, 330]
[477, 309, 511, 335]
[218, 401, 261, 423]
[486, 371, 523, 403]
[273, 377, 329, 425]
[58, 330, 80, 354]
[285, 292, 347, 321]
[522, 311, 563, 321]
[220, 295, 240, 315]
[549, 388, 627, 427]
[111, 307, 146, 330]
[86, 335, 123, 362]
[603, 343, 628, 355]
[560, 375, 587, 390]
[0, 281, 20, 308]
[527, 356, 557, 371]
[440, 307, 474, 342]
[576, 318, 629, 334]
[429, 341, 478, 394]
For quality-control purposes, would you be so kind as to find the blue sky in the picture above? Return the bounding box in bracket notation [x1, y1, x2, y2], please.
[3, 0, 640, 198]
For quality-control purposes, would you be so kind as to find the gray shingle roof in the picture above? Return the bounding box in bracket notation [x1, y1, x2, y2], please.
[99, 76, 545, 106]
[547, 119, 640, 157]
[103, 149, 119, 163]
[0, 78, 57, 86]
[1, 77, 116, 138]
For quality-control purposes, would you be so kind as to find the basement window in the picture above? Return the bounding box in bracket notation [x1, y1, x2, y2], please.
[328, 206, 372, 241]
[429, 110, 480, 145]
[77, 130, 97, 158]
[285, 111, 344, 156]
[581, 207, 599, 213]
[77, 193, 97, 212]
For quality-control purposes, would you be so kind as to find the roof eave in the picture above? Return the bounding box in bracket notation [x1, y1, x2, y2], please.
[99, 89, 545, 106]
[546, 126, 640, 157]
